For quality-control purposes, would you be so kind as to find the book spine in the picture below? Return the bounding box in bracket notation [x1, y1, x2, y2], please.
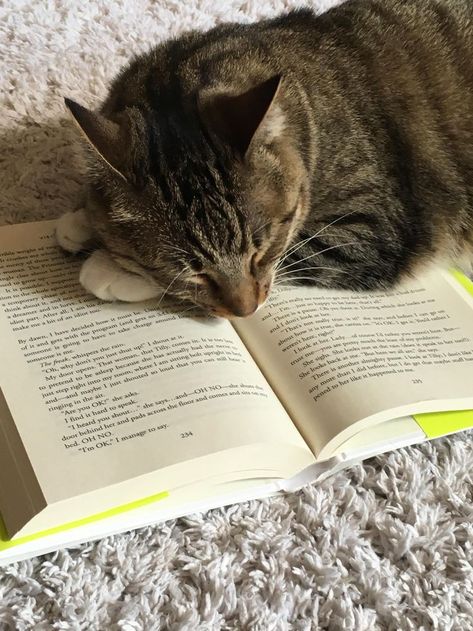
[0, 388, 46, 538]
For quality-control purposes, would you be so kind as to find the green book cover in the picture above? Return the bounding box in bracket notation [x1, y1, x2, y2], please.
[413, 270, 473, 438]
[0, 491, 168, 551]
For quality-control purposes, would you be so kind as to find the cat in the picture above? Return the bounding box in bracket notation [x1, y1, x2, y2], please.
[57, 0, 473, 318]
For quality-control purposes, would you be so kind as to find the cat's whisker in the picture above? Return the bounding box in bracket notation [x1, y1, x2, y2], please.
[157, 269, 187, 307]
[277, 241, 358, 272]
[165, 244, 192, 257]
[253, 219, 273, 237]
[275, 210, 358, 269]
[276, 233, 342, 271]
[174, 305, 200, 317]
[275, 276, 330, 284]
[276, 265, 351, 278]
[276, 278, 317, 285]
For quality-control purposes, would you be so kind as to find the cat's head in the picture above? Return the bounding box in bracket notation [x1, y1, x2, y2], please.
[66, 75, 309, 318]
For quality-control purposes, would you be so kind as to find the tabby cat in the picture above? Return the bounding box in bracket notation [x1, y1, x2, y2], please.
[57, 0, 473, 318]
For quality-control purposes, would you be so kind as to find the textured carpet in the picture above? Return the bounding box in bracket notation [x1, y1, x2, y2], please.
[1, 0, 473, 629]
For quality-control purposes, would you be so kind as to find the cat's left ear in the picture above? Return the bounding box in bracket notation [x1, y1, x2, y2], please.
[198, 75, 283, 157]
[64, 98, 132, 181]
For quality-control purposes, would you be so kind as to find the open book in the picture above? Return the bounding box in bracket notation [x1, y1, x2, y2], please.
[1, 220, 473, 565]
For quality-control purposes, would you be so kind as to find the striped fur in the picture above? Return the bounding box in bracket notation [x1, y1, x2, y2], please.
[70, 0, 473, 315]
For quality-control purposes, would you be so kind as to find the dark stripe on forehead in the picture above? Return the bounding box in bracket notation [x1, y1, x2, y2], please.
[206, 215, 232, 253]
[233, 208, 248, 253]
[185, 229, 217, 264]
[178, 174, 197, 208]
[192, 202, 215, 241]
[208, 204, 237, 249]
[141, 108, 179, 207]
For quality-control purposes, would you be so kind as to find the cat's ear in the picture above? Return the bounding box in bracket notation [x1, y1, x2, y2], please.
[64, 98, 131, 181]
[198, 75, 283, 157]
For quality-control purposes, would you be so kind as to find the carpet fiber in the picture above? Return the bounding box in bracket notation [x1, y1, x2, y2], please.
[1, 1, 472, 629]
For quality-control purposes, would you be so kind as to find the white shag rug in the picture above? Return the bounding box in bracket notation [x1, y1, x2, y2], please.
[1, 1, 473, 629]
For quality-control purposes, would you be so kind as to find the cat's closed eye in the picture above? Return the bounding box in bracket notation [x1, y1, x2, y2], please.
[190, 272, 215, 287]
[280, 209, 296, 226]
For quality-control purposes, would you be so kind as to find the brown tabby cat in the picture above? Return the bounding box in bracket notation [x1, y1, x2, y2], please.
[57, 0, 473, 318]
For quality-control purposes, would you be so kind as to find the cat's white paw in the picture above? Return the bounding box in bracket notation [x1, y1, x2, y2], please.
[80, 249, 162, 302]
[56, 208, 93, 253]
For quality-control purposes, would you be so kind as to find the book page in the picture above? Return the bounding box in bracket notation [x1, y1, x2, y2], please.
[234, 270, 473, 456]
[0, 221, 312, 505]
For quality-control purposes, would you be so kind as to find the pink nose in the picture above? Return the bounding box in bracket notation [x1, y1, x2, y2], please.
[221, 282, 259, 317]
[213, 277, 269, 318]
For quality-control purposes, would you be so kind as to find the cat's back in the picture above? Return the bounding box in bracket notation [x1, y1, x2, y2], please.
[101, 0, 473, 215]
[104, 0, 473, 106]
[316, 0, 473, 90]
[310, 0, 473, 132]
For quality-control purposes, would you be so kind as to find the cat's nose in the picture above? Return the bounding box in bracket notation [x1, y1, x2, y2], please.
[216, 278, 260, 318]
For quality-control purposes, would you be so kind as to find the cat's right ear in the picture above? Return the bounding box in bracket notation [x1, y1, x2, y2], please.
[198, 75, 283, 158]
[64, 98, 130, 181]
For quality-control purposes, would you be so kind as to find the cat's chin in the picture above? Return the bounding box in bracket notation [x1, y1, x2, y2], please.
[79, 250, 162, 302]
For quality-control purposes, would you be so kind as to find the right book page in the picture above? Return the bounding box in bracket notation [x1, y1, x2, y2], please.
[234, 268, 473, 458]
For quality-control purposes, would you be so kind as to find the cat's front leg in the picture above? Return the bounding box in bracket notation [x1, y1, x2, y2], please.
[79, 249, 162, 302]
[56, 208, 94, 253]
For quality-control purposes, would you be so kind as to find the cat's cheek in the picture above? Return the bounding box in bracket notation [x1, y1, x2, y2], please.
[79, 250, 161, 302]
[56, 209, 93, 253]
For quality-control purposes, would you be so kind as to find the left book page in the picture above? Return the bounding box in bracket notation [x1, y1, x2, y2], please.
[0, 221, 313, 536]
